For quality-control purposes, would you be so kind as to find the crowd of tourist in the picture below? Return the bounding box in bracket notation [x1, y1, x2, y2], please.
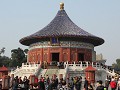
[9, 76, 29, 90]
[1, 74, 120, 90]
[96, 75, 120, 90]
[6, 75, 82, 90]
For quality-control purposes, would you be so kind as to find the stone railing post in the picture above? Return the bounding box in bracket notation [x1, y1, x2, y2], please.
[112, 69, 115, 74]
[92, 62, 93, 67]
[86, 62, 88, 67]
[106, 66, 109, 72]
[22, 63, 24, 67]
[29, 64, 31, 67]
[64, 62, 66, 68]
[67, 61, 68, 65]
[80, 62, 83, 69]
[73, 61, 76, 70]
[96, 63, 97, 68]
[17, 66, 19, 69]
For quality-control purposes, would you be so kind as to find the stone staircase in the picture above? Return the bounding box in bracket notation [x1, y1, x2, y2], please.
[9, 61, 116, 82]
[58, 69, 68, 79]
[44, 69, 59, 78]
[69, 70, 83, 77]
[37, 69, 47, 79]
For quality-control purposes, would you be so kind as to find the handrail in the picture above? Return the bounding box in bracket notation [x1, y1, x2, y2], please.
[35, 64, 42, 77]
[10, 63, 40, 78]
[44, 69, 48, 77]
[10, 61, 116, 80]
[63, 64, 68, 80]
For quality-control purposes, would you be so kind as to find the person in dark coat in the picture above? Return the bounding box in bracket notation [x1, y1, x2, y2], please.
[84, 78, 88, 90]
[23, 76, 29, 90]
[75, 80, 81, 90]
[48, 80, 55, 90]
[13, 76, 19, 90]
[96, 80, 104, 90]
[38, 79, 45, 90]
[54, 78, 58, 89]
[74, 77, 81, 90]
[105, 79, 109, 90]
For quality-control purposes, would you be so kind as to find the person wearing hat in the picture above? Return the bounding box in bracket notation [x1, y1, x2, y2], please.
[96, 80, 104, 90]
[84, 77, 88, 90]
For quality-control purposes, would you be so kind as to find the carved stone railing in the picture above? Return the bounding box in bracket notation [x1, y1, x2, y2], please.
[10, 63, 40, 79]
[9, 61, 115, 80]
[63, 61, 115, 76]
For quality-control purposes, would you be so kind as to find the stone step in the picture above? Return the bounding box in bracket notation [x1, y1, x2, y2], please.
[47, 66, 59, 69]
[44, 69, 59, 78]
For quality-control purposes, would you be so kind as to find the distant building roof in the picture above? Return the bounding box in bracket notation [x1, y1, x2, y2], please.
[96, 54, 106, 64]
[96, 54, 103, 61]
[20, 3, 104, 46]
[0, 66, 8, 72]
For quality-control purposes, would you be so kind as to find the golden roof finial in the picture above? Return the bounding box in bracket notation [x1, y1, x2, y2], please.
[60, 2, 64, 10]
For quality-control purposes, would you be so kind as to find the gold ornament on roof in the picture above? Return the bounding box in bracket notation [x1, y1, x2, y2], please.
[60, 2, 64, 10]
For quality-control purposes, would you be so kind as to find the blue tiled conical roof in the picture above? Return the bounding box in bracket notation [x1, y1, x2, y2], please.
[20, 10, 104, 46]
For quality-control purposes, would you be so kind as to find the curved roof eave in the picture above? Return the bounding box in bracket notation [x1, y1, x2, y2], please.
[20, 35, 104, 46]
[20, 8, 104, 46]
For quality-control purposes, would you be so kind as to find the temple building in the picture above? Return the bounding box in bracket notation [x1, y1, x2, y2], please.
[20, 3, 104, 64]
[10, 3, 116, 82]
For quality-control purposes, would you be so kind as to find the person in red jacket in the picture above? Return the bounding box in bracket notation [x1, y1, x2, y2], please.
[110, 79, 117, 90]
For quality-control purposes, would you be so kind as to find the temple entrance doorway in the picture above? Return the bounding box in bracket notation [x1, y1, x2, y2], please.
[78, 53, 84, 61]
[51, 53, 59, 62]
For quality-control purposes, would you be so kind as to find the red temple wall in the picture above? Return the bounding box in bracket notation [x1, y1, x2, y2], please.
[28, 47, 92, 63]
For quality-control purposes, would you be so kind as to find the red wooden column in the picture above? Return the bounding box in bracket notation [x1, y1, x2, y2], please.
[41, 48, 43, 62]
[85, 66, 96, 83]
[60, 48, 63, 62]
[48, 47, 50, 63]
[76, 48, 78, 62]
[68, 48, 71, 62]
